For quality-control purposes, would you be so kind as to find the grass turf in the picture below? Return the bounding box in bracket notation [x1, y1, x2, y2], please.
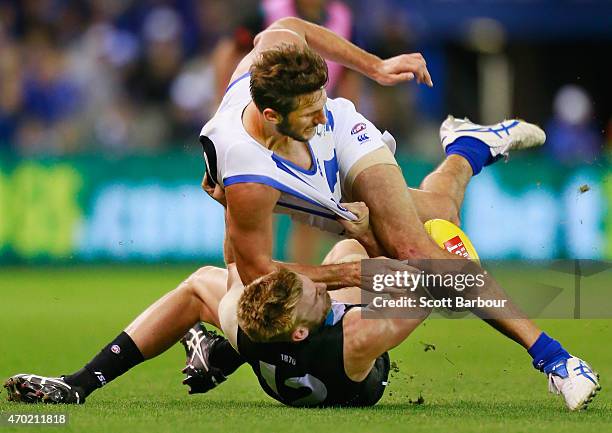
[0, 265, 610, 433]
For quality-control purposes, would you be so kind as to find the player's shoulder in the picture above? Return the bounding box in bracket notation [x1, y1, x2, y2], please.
[326, 96, 358, 114]
[340, 305, 383, 350]
[200, 108, 275, 188]
[325, 97, 365, 133]
[200, 86, 251, 151]
[201, 107, 236, 141]
[203, 73, 252, 138]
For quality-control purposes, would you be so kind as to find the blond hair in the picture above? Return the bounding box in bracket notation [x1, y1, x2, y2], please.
[238, 268, 303, 342]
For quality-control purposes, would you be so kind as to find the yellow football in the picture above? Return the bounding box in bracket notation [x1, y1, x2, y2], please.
[424, 219, 480, 263]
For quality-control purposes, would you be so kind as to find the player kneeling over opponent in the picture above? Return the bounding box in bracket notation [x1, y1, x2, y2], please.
[4, 214, 600, 410]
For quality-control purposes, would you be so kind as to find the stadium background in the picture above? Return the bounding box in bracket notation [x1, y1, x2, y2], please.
[0, 0, 611, 264]
[1, 2, 611, 432]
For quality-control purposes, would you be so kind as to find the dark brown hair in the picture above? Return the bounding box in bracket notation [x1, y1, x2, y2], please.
[249, 44, 328, 116]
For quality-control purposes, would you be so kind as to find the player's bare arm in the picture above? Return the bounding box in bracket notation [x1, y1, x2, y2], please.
[226, 181, 362, 288]
[342, 275, 431, 382]
[225, 182, 279, 283]
[218, 263, 244, 350]
[229, 16, 431, 88]
[329, 203, 428, 381]
[264, 17, 433, 87]
[202, 174, 235, 264]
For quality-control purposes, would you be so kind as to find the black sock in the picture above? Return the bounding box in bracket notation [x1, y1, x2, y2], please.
[210, 339, 245, 376]
[64, 332, 145, 397]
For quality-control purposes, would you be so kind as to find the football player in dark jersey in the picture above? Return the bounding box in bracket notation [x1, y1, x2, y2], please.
[4, 205, 431, 407]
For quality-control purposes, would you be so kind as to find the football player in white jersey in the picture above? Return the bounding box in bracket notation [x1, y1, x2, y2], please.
[198, 16, 599, 409]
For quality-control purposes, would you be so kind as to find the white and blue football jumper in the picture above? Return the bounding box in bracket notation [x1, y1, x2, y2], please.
[200, 73, 394, 235]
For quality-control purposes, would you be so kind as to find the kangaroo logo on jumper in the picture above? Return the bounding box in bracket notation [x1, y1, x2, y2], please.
[357, 133, 370, 142]
[351, 122, 366, 135]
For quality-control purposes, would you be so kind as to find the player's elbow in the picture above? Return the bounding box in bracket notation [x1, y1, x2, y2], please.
[438, 202, 461, 227]
[183, 266, 224, 298]
[255, 18, 306, 48]
[236, 258, 276, 286]
[268, 16, 305, 33]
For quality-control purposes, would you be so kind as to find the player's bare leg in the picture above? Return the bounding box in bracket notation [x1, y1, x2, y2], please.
[351, 113, 553, 348]
[401, 116, 547, 226]
[351, 124, 598, 409]
[353, 163, 541, 344]
[321, 239, 367, 304]
[322, 239, 368, 265]
[125, 266, 227, 359]
[408, 155, 473, 225]
[4, 266, 232, 403]
[356, 166, 599, 410]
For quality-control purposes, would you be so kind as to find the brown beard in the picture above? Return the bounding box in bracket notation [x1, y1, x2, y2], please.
[276, 117, 310, 143]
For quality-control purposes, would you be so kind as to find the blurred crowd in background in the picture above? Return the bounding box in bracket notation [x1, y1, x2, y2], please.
[0, 0, 611, 164]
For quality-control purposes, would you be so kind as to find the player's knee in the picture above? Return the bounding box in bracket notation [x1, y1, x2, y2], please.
[184, 266, 218, 295]
[441, 201, 461, 227]
[324, 239, 367, 264]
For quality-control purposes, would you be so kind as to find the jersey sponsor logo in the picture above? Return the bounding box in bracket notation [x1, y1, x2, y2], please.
[350, 122, 366, 135]
[357, 133, 370, 142]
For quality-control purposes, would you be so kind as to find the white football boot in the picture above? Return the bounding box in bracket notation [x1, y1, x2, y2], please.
[546, 357, 601, 411]
[440, 115, 546, 160]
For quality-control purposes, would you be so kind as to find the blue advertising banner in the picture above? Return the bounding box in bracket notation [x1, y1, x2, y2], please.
[0, 152, 610, 263]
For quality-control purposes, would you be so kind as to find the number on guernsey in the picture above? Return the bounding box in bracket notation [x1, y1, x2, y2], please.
[258, 361, 328, 406]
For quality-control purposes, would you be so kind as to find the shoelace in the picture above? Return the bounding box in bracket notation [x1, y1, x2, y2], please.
[186, 329, 209, 372]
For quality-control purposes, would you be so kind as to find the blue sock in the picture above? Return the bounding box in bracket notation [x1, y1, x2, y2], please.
[528, 332, 570, 372]
[445, 137, 501, 175]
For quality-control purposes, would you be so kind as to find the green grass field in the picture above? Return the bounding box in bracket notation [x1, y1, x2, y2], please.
[1, 266, 611, 433]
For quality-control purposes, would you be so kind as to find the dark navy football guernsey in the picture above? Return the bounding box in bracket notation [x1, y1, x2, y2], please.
[237, 301, 390, 407]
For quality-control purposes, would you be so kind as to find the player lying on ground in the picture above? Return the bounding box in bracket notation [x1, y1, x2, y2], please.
[3, 234, 429, 407]
[4, 217, 600, 409]
[197, 15, 598, 409]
